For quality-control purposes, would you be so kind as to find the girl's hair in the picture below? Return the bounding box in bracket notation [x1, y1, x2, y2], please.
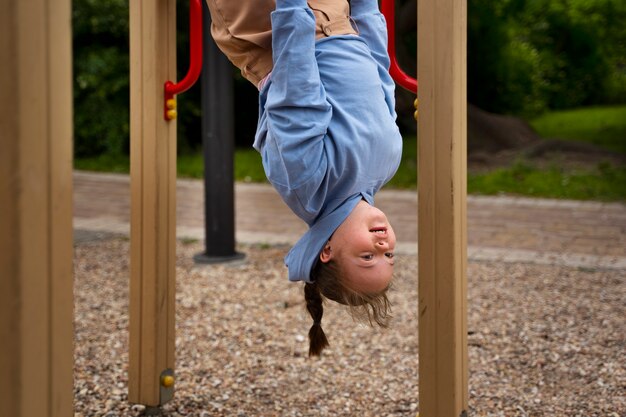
[304, 259, 392, 357]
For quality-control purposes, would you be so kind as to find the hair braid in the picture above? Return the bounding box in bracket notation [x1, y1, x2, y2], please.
[304, 282, 330, 356]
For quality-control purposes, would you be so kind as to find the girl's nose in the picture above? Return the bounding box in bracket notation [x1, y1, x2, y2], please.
[377, 240, 389, 250]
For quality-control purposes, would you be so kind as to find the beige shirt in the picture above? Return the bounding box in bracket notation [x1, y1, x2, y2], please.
[206, 0, 357, 87]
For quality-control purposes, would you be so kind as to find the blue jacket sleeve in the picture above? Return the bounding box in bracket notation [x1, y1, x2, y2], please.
[350, 0, 397, 118]
[264, 0, 332, 189]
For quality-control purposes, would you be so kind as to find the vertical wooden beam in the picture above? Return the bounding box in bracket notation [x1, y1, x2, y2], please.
[0, 0, 74, 416]
[417, 0, 468, 416]
[128, 0, 178, 407]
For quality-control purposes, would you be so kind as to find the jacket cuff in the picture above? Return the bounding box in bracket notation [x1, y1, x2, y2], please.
[275, 0, 308, 10]
[350, 0, 380, 16]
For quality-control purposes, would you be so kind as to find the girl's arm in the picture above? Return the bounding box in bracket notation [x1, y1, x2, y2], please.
[350, 0, 397, 117]
[350, 0, 391, 70]
[264, 0, 332, 188]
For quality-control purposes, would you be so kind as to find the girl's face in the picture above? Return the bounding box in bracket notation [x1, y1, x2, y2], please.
[319, 200, 396, 293]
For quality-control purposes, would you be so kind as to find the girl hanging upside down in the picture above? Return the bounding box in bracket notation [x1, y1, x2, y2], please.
[206, 0, 403, 356]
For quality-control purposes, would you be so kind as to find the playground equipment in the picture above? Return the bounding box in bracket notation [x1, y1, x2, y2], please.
[128, 0, 204, 409]
[1, 0, 466, 415]
[163, 0, 203, 121]
[381, 0, 468, 414]
[194, 1, 246, 264]
[381, 0, 418, 94]
[415, 1, 469, 414]
[1, 1, 74, 416]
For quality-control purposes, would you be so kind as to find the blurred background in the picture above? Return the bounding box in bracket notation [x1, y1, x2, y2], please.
[72, 0, 626, 201]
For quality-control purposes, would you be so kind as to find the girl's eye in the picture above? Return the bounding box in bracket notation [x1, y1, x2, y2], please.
[361, 254, 374, 260]
[385, 253, 394, 259]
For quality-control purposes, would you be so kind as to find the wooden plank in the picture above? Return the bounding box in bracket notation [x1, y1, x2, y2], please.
[0, 2, 21, 416]
[417, 0, 468, 416]
[129, 0, 177, 406]
[128, 0, 143, 402]
[165, 0, 178, 376]
[18, 0, 53, 414]
[0, 0, 73, 416]
[48, 0, 75, 413]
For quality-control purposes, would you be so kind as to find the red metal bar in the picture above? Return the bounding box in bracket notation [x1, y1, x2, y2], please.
[164, 0, 203, 120]
[381, 0, 418, 93]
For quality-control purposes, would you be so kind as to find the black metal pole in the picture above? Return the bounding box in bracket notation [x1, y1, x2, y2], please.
[194, 2, 245, 264]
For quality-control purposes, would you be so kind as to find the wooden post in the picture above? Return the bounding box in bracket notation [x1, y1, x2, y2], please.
[417, 0, 468, 415]
[0, 0, 74, 416]
[128, 0, 178, 407]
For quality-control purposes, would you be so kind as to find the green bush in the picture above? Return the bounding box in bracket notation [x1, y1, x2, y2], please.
[72, 0, 260, 157]
[467, 0, 626, 116]
[73, 0, 130, 157]
[73, 0, 626, 158]
[521, 0, 613, 108]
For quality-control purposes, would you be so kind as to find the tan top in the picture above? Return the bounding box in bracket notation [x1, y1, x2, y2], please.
[206, 0, 357, 87]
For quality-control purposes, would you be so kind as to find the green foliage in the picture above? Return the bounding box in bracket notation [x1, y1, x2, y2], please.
[467, 0, 544, 115]
[72, 0, 259, 157]
[73, 0, 129, 157]
[73, 0, 626, 160]
[520, 0, 619, 108]
[531, 105, 626, 154]
[468, 0, 626, 116]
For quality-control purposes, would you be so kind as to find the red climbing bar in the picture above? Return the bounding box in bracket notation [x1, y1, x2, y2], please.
[164, 0, 203, 120]
[381, 0, 418, 93]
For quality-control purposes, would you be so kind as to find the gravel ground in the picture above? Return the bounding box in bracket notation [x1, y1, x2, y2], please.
[74, 237, 625, 417]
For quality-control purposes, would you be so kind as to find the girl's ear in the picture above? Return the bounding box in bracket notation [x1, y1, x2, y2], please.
[319, 243, 333, 263]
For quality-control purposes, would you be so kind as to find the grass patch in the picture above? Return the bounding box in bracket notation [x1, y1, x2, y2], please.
[468, 161, 626, 201]
[75, 140, 625, 201]
[530, 105, 626, 154]
[229, 137, 419, 189]
[177, 150, 266, 182]
[180, 237, 199, 245]
[74, 151, 267, 183]
[74, 153, 129, 173]
[177, 154, 204, 178]
[74, 105, 625, 201]
[386, 136, 418, 189]
[234, 149, 267, 183]
[394, 137, 625, 201]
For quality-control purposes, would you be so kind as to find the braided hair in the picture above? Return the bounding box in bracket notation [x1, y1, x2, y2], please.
[304, 282, 329, 356]
[303, 259, 392, 357]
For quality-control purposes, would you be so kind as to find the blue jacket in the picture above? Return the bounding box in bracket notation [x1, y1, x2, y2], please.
[253, 0, 402, 282]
